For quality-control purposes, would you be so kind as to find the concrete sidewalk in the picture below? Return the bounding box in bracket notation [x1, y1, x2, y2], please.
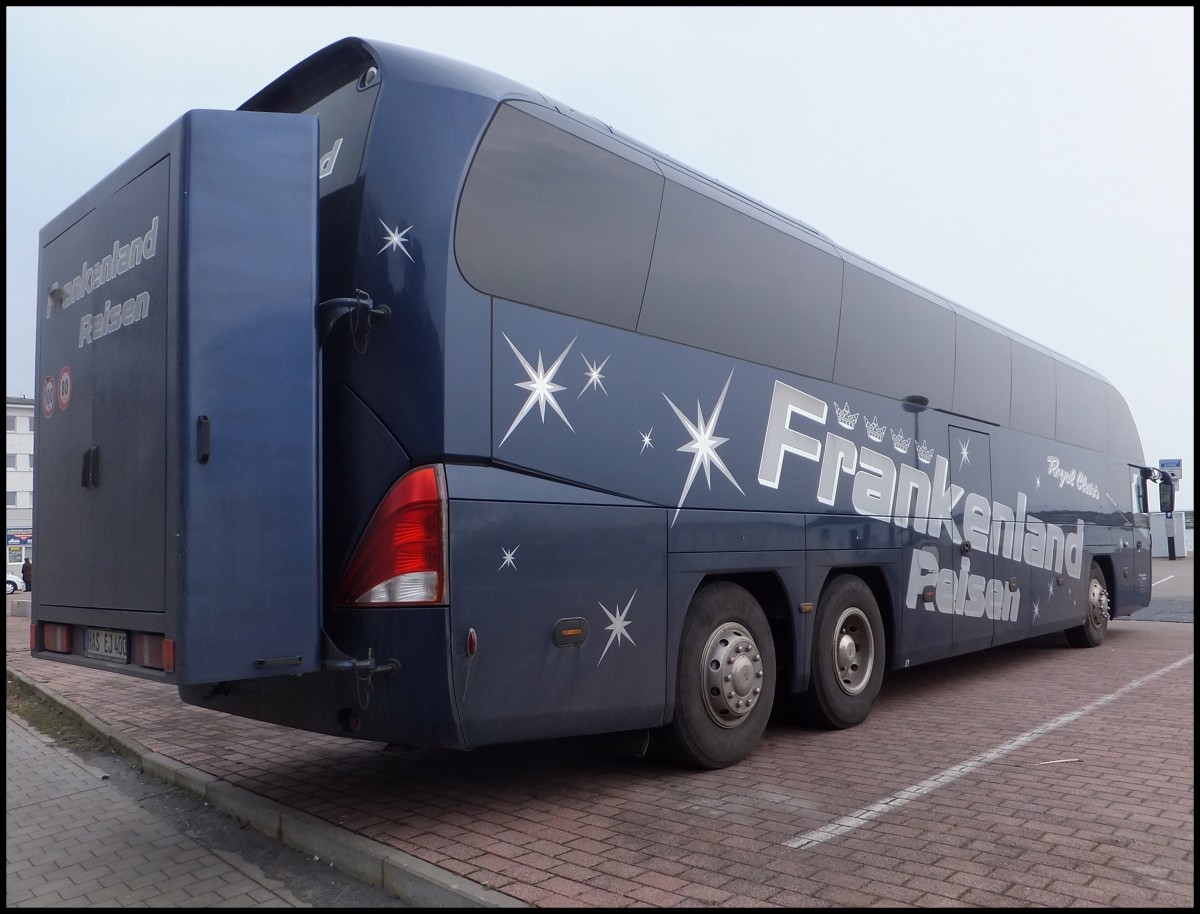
[7, 710, 319, 906]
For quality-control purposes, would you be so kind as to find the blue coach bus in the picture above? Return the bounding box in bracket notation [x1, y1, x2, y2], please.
[32, 37, 1174, 768]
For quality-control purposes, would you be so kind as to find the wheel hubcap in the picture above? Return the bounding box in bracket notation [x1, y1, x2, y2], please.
[701, 623, 765, 729]
[1088, 577, 1110, 628]
[831, 607, 874, 696]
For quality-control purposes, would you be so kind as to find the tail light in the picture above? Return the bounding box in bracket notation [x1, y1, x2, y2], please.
[335, 465, 447, 605]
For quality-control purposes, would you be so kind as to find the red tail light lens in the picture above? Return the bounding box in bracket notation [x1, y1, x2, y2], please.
[335, 465, 447, 606]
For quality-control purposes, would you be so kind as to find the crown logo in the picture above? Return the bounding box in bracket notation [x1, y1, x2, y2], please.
[891, 428, 912, 454]
[916, 440, 934, 464]
[865, 416, 886, 442]
[835, 401, 859, 430]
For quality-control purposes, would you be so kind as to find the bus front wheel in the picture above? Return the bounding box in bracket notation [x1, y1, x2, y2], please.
[1065, 561, 1108, 648]
[663, 582, 776, 769]
[800, 575, 885, 729]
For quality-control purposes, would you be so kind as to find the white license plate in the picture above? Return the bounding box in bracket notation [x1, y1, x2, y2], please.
[85, 628, 129, 664]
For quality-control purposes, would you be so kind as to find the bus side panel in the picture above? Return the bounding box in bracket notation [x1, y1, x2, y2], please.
[447, 494, 668, 747]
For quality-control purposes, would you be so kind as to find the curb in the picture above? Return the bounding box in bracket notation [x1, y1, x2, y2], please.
[6, 665, 526, 908]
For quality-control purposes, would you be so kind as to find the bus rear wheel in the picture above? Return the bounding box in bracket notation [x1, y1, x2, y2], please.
[799, 574, 885, 729]
[663, 582, 776, 769]
[1065, 561, 1108, 648]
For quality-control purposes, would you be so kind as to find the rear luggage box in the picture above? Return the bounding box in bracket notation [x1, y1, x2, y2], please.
[32, 110, 321, 685]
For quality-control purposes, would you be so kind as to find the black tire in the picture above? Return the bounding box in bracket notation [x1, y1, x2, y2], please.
[800, 575, 885, 729]
[1065, 561, 1108, 648]
[662, 581, 776, 769]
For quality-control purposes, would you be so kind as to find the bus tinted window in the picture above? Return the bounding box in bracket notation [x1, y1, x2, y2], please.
[1010, 342, 1056, 437]
[456, 103, 662, 329]
[1106, 385, 1143, 464]
[952, 314, 1012, 425]
[638, 177, 842, 378]
[834, 261, 955, 407]
[1056, 362, 1105, 450]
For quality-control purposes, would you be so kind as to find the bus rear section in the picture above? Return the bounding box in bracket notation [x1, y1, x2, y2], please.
[31, 110, 323, 687]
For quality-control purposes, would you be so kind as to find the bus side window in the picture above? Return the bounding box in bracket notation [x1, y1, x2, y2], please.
[1130, 468, 1149, 529]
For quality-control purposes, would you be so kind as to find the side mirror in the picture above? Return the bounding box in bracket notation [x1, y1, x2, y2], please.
[1158, 479, 1176, 513]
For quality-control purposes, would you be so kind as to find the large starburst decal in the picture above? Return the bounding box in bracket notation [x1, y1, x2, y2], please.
[377, 218, 415, 261]
[597, 591, 637, 666]
[663, 370, 744, 525]
[499, 334, 576, 446]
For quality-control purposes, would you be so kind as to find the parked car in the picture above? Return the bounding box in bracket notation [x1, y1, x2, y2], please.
[6, 572, 26, 594]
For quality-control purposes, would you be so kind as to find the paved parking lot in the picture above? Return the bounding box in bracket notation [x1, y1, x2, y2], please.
[6, 560, 1194, 907]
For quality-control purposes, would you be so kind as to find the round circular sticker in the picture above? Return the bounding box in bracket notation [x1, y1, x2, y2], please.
[58, 366, 73, 411]
[42, 376, 56, 418]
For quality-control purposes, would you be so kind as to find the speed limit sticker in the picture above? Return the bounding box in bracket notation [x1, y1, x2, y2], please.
[58, 366, 73, 411]
[42, 376, 56, 418]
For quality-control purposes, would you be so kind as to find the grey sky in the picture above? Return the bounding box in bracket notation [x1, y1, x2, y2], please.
[6, 6, 1194, 508]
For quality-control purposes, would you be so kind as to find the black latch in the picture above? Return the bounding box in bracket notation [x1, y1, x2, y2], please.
[81, 446, 100, 488]
[197, 416, 211, 464]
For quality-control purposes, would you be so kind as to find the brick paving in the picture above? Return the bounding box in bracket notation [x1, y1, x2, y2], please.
[6, 711, 307, 907]
[5, 604, 1194, 907]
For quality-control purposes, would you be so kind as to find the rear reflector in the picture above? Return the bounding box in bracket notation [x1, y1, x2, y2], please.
[133, 633, 165, 670]
[42, 623, 72, 654]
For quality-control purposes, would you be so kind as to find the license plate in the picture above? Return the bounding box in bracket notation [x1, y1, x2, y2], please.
[85, 628, 129, 664]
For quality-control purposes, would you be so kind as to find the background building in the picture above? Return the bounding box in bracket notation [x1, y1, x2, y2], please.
[6, 396, 35, 574]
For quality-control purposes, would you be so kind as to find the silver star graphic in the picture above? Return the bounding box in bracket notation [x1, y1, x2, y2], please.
[377, 219, 415, 261]
[578, 354, 610, 397]
[664, 370, 744, 525]
[1047, 579, 1055, 600]
[640, 429, 654, 454]
[499, 334, 576, 446]
[1032, 599, 1040, 621]
[958, 436, 971, 469]
[1035, 475, 1041, 490]
[597, 591, 637, 666]
[499, 546, 519, 571]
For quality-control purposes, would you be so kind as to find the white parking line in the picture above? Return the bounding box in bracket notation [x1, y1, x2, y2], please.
[1153, 574, 1176, 587]
[783, 655, 1194, 849]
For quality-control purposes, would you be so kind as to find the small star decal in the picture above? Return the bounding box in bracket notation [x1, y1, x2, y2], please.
[1034, 475, 1041, 490]
[499, 334, 576, 446]
[499, 546, 519, 571]
[1032, 599, 1040, 620]
[640, 429, 654, 454]
[597, 591, 637, 665]
[578, 354, 610, 397]
[958, 436, 971, 469]
[1047, 579, 1055, 600]
[377, 219, 415, 261]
